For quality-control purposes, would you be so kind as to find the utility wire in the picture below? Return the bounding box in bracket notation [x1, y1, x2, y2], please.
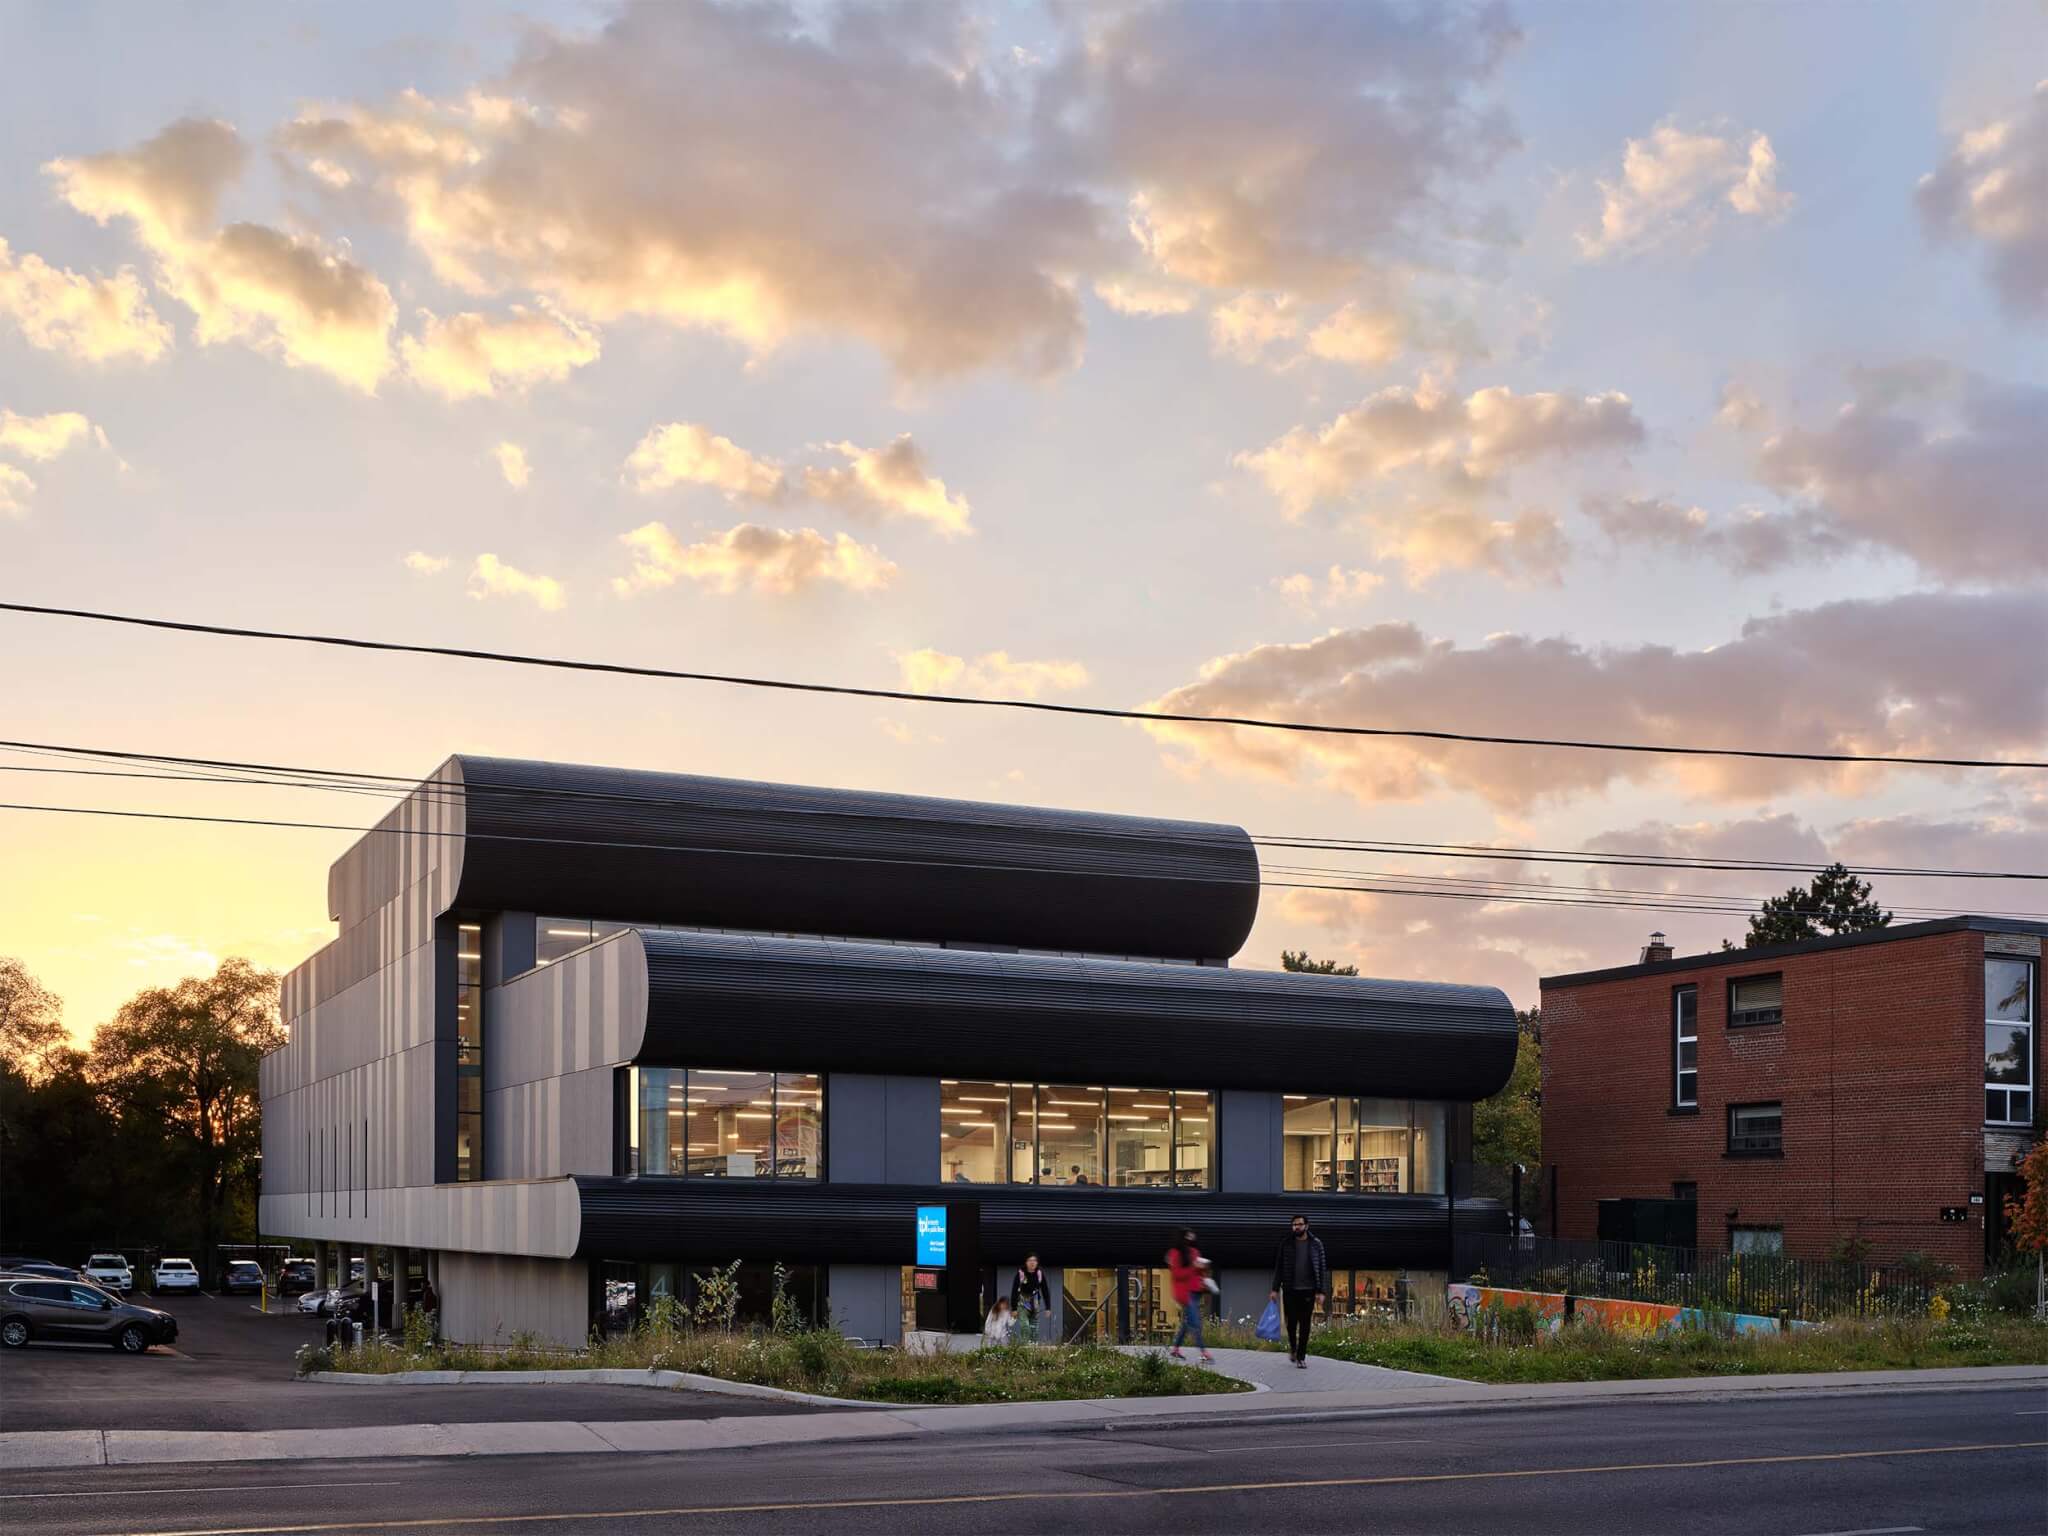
[4, 601, 2041, 771]
[8, 763, 2024, 915]
[1, 738, 2041, 884]
[3, 798, 2041, 926]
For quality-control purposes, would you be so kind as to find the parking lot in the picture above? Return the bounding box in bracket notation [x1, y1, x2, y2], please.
[0, 1288, 822, 1432]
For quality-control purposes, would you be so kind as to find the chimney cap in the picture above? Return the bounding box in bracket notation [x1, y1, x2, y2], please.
[1648, 930, 1666, 941]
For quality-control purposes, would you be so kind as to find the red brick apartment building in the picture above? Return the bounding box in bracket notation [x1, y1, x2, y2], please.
[1541, 917, 2043, 1275]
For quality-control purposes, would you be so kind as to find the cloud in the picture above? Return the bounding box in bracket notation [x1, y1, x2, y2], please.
[0, 237, 172, 363]
[270, 3, 1516, 378]
[1583, 494, 1846, 574]
[1369, 504, 1567, 585]
[0, 462, 32, 518]
[401, 304, 600, 400]
[493, 441, 531, 490]
[402, 550, 450, 575]
[1275, 565, 1385, 613]
[1208, 292, 1301, 362]
[276, 12, 1098, 379]
[1269, 808, 2020, 1007]
[1093, 277, 1197, 316]
[799, 436, 972, 536]
[1047, 3, 1519, 297]
[1235, 378, 1644, 516]
[626, 422, 785, 501]
[626, 422, 971, 534]
[1716, 381, 1767, 432]
[1578, 120, 1793, 260]
[895, 648, 1090, 698]
[1917, 81, 2048, 316]
[612, 521, 895, 597]
[0, 409, 96, 462]
[467, 552, 564, 610]
[1754, 371, 2048, 582]
[47, 117, 396, 390]
[1304, 301, 1408, 369]
[1144, 589, 2048, 811]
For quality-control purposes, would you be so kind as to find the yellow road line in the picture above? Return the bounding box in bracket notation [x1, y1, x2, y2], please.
[121, 1439, 2048, 1536]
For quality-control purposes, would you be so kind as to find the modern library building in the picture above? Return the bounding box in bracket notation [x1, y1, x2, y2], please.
[258, 756, 1517, 1346]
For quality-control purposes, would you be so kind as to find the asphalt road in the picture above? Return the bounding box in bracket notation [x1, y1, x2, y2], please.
[0, 1291, 817, 1431]
[4, 1386, 2045, 1535]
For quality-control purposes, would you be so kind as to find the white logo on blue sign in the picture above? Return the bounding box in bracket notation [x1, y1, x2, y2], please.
[916, 1205, 947, 1266]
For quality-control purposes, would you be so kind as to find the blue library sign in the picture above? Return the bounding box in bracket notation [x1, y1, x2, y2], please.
[915, 1205, 947, 1266]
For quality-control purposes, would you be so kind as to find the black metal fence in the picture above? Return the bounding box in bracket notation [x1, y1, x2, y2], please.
[1453, 1231, 1951, 1322]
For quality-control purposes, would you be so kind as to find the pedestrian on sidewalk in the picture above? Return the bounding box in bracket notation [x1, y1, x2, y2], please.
[983, 1296, 1017, 1346]
[1165, 1228, 1214, 1362]
[1011, 1252, 1052, 1342]
[1269, 1212, 1328, 1368]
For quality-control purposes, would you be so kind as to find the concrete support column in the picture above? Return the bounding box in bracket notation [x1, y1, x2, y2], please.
[391, 1245, 410, 1329]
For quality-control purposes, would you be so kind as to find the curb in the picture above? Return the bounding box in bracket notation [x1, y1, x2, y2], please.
[305, 1367, 874, 1409]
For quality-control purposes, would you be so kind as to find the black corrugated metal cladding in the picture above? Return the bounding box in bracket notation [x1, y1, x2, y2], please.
[574, 1178, 1506, 1270]
[449, 756, 1259, 959]
[636, 930, 1520, 1100]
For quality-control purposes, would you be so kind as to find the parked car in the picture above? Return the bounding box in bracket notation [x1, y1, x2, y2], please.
[220, 1260, 265, 1295]
[0, 1259, 82, 1282]
[152, 1258, 201, 1294]
[83, 1254, 134, 1292]
[0, 1277, 178, 1354]
[297, 1286, 334, 1315]
[278, 1258, 318, 1295]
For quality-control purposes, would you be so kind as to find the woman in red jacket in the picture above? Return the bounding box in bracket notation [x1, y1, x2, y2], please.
[1165, 1228, 1213, 1362]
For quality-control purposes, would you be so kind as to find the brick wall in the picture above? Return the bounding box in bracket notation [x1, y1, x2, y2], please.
[1541, 929, 2017, 1275]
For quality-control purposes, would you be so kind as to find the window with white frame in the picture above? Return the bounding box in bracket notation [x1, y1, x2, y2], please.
[1985, 957, 2035, 1127]
[1673, 985, 1698, 1107]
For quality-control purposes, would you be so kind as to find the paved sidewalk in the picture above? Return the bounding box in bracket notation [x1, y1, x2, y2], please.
[1129, 1344, 1455, 1393]
[4, 1365, 2041, 1472]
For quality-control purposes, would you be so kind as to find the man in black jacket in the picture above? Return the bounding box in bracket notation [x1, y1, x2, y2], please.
[1269, 1213, 1328, 1367]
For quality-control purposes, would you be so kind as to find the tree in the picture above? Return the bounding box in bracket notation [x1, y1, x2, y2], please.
[89, 958, 284, 1277]
[1281, 949, 1358, 976]
[1473, 1009, 1541, 1168]
[1744, 863, 1891, 947]
[2005, 1138, 2048, 1319]
[0, 956, 66, 1081]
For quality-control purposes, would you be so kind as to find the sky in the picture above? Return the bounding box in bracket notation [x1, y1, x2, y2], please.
[2, 0, 2044, 1044]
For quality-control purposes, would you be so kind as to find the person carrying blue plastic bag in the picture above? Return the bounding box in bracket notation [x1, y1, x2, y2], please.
[1254, 1297, 1283, 1341]
[1269, 1211, 1329, 1367]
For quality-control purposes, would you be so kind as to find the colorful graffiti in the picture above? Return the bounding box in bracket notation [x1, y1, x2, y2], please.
[1446, 1284, 1801, 1336]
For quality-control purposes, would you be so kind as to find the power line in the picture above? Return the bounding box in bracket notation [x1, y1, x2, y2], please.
[4, 600, 2041, 771]
[2, 737, 2041, 885]
[3, 797, 2042, 926]
[11, 759, 2022, 914]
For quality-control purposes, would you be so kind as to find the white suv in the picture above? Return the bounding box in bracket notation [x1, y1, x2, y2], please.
[152, 1258, 200, 1293]
[84, 1254, 133, 1292]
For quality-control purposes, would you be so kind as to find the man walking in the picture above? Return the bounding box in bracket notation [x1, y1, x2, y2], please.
[1269, 1212, 1328, 1368]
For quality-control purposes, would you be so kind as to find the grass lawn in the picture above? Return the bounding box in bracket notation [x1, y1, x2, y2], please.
[1210, 1315, 2048, 1384]
[301, 1326, 1251, 1405]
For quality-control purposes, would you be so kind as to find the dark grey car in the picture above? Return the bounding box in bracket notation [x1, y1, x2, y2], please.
[0, 1275, 179, 1354]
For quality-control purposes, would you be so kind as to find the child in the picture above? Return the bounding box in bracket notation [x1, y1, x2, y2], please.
[983, 1295, 1017, 1346]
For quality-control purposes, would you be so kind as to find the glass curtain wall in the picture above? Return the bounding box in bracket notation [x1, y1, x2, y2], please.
[941, 1082, 1213, 1188]
[1282, 1097, 1449, 1193]
[626, 1068, 821, 1178]
[455, 922, 483, 1181]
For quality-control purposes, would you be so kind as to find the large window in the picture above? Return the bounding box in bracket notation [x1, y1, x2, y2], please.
[537, 917, 633, 966]
[940, 1082, 1212, 1188]
[1727, 1102, 1783, 1156]
[455, 922, 483, 1181]
[1728, 974, 1783, 1028]
[1986, 957, 2035, 1127]
[1283, 1096, 1448, 1193]
[625, 1068, 820, 1178]
[1674, 985, 1699, 1107]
